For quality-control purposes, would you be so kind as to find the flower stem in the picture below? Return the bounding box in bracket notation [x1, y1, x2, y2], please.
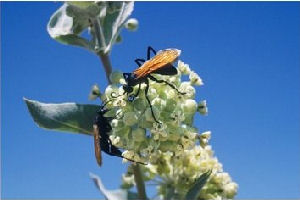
[92, 14, 146, 200]
[132, 164, 147, 200]
[98, 53, 112, 84]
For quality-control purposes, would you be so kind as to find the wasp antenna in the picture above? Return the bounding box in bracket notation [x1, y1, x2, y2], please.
[147, 46, 157, 60]
[135, 58, 146, 67]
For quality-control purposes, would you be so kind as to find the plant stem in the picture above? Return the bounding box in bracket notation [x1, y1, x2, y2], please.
[93, 15, 147, 200]
[132, 164, 147, 200]
[91, 17, 112, 84]
[98, 53, 112, 84]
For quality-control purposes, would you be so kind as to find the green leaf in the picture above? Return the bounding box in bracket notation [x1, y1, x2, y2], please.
[54, 34, 91, 49]
[127, 191, 139, 200]
[165, 186, 175, 200]
[184, 170, 212, 200]
[47, 2, 135, 54]
[90, 173, 137, 200]
[102, 2, 134, 53]
[47, 3, 100, 50]
[24, 98, 99, 135]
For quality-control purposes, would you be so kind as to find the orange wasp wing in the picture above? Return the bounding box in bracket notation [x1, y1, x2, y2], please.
[93, 124, 102, 166]
[133, 49, 181, 79]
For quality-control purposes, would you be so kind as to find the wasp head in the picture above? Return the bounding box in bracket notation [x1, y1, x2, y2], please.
[122, 85, 133, 94]
[122, 73, 135, 94]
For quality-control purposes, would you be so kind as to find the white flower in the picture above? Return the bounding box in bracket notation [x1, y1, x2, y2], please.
[189, 71, 203, 86]
[224, 182, 238, 198]
[179, 82, 195, 99]
[199, 131, 211, 147]
[182, 99, 197, 113]
[122, 174, 135, 185]
[113, 97, 127, 107]
[177, 60, 191, 74]
[122, 150, 134, 162]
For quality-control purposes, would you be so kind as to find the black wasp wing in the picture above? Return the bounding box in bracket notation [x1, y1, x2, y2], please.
[152, 63, 178, 76]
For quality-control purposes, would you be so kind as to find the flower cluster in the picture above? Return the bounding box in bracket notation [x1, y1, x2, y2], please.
[91, 58, 237, 199]
[98, 60, 204, 164]
[122, 131, 238, 200]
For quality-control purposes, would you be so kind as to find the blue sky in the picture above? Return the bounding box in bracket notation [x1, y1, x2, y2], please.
[1, 2, 300, 199]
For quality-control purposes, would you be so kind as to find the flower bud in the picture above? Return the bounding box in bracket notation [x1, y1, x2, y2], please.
[145, 107, 159, 122]
[182, 99, 197, 113]
[224, 182, 238, 198]
[122, 174, 135, 187]
[116, 35, 122, 44]
[199, 131, 211, 148]
[122, 150, 134, 162]
[123, 112, 138, 126]
[105, 85, 119, 99]
[125, 18, 139, 31]
[179, 82, 195, 99]
[133, 98, 146, 111]
[88, 84, 101, 100]
[177, 60, 191, 74]
[198, 100, 208, 115]
[110, 70, 123, 84]
[189, 71, 203, 86]
[132, 128, 146, 142]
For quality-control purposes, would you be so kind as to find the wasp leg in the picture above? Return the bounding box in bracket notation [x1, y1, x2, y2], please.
[147, 46, 157, 59]
[148, 75, 186, 95]
[135, 58, 145, 67]
[145, 79, 160, 124]
[134, 82, 141, 97]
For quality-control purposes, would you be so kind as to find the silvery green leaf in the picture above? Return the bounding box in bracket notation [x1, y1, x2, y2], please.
[54, 34, 91, 49]
[67, 2, 96, 9]
[127, 192, 139, 200]
[90, 173, 138, 200]
[47, 3, 101, 50]
[165, 186, 175, 200]
[47, 2, 135, 54]
[24, 98, 99, 135]
[102, 2, 134, 53]
[184, 170, 212, 200]
[48, 4, 72, 37]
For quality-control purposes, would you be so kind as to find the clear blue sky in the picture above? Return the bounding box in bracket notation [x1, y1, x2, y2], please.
[1, 2, 300, 199]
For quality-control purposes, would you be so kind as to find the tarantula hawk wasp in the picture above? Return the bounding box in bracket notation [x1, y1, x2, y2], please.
[121, 46, 185, 123]
[93, 100, 146, 166]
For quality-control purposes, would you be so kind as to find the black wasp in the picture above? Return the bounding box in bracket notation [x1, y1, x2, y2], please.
[93, 100, 145, 166]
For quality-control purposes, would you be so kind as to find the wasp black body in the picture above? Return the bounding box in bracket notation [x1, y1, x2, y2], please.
[93, 102, 146, 166]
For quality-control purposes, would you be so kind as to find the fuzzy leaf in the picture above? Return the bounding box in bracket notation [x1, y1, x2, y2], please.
[185, 170, 212, 200]
[47, 2, 135, 53]
[24, 98, 99, 135]
[54, 34, 91, 49]
[47, 3, 100, 50]
[90, 173, 138, 200]
[102, 2, 134, 53]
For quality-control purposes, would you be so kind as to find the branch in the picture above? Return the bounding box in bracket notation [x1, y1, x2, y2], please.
[92, 12, 146, 200]
[91, 18, 112, 84]
[98, 53, 112, 84]
[132, 164, 147, 200]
